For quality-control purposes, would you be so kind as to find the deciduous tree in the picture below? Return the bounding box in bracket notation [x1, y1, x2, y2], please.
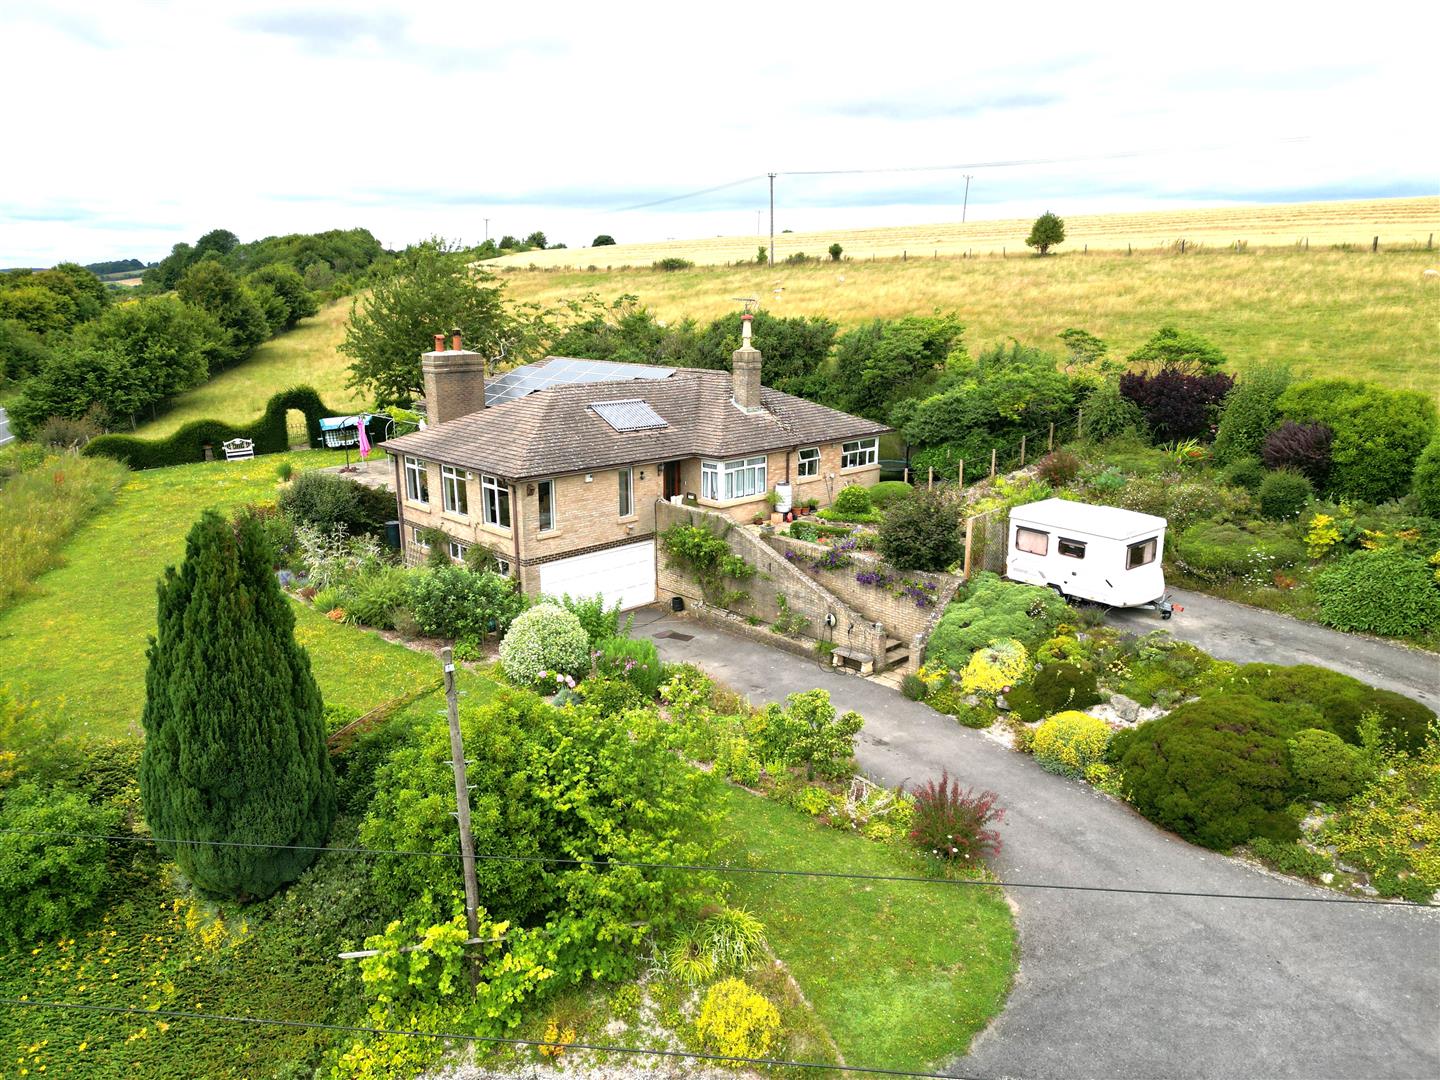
[1025, 211, 1065, 255]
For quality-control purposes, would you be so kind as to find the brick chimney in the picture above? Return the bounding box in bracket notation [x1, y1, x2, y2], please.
[731, 313, 762, 413]
[421, 327, 487, 424]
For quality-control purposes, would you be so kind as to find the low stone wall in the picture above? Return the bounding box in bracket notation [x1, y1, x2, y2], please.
[655, 501, 887, 664]
[763, 533, 961, 642]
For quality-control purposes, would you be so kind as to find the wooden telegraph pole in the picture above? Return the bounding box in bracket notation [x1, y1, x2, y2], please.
[442, 647, 482, 954]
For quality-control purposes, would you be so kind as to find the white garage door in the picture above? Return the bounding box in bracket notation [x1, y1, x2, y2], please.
[538, 540, 656, 611]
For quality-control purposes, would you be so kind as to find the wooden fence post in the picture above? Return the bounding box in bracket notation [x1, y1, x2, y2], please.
[958, 458, 964, 489]
[963, 518, 974, 580]
[1372, 236, 1379, 253]
[903, 467, 910, 485]
[927, 466, 934, 491]
[1048, 421, 1055, 451]
[1077, 407, 1084, 439]
[990, 448, 997, 479]
[1020, 435, 1027, 468]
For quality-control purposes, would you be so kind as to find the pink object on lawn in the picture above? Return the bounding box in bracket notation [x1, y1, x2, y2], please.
[357, 416, 371, 460]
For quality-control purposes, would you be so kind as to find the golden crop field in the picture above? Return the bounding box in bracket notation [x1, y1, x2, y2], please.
[497, 246, 1440, 399]
[489, 197, 1439, 269]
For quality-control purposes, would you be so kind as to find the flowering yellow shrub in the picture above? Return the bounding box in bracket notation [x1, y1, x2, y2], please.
[959, 639, 1029, 696]
[694, 977, 782, 1059]
[1304, 513, 1341, 559]
[1031, 711, 1111, 779]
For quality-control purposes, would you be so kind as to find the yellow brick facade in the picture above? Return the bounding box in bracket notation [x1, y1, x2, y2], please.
[391, 436, 882, 591]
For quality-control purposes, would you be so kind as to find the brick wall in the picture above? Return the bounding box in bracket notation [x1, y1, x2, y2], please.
[763, 534, 962, 643]
[654, 501, 887, 664]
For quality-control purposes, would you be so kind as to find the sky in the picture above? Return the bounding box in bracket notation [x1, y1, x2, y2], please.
[0, 0, 1435, 266]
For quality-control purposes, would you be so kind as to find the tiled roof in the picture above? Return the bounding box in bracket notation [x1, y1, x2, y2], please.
[379, 362, 890, 480]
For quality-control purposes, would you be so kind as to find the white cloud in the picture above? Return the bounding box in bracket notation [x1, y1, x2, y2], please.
[0, 0, 1433, 265]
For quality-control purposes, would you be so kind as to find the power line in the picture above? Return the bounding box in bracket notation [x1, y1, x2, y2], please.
[0, 998, 988, 1080]
[608, 174, 766, 214]
[1, 827, 1425, 909]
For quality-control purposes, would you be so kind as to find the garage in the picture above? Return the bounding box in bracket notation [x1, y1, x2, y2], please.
[537, 540, 657, 611]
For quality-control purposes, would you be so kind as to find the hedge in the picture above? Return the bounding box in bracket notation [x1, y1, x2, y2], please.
[82, 385, 387, 469]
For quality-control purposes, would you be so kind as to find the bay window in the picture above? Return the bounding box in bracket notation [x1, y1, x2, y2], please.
[700, 456, 768, 501]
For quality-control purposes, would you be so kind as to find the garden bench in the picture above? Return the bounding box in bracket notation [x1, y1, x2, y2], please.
[222, 438, 255, 461]
[831, 645, 876, 676]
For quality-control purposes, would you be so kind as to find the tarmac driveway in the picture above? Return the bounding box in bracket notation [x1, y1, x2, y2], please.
[1106, 586, 1439, 710]
[632, 607, 1440, 1080]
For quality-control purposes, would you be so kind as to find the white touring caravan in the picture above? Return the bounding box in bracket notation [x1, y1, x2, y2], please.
[1005, 498, 1176, 617]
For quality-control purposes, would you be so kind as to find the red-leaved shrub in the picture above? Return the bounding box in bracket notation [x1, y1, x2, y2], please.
[908, 770, 1005, 862]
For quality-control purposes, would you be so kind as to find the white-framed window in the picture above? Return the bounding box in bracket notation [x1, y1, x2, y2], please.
[537, 479, 556, 532]
[1127, 537, 1158, 569]
[481, 474, 510, 529]
[841, 437, 878, 470]
[441, 465, 469, 515]
[403, 456, 429, 504]
[448, 539, 469, 561]
[797, 447, 820, 478]
[618, 467, 634, 518]
[411, 525, 430, 548]
[1015, 527, 1049, 556]
[701, 456, 768, 501]
[1058, 537, 1087, 559]
[495, 556, 512, 576]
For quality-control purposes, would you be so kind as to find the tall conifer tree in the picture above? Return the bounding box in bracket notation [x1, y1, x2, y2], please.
[139, 510, 335, 899]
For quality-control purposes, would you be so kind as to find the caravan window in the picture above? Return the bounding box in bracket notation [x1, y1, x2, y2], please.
[1015, 527, 1049, 555]
[1127, 537, 1158, 568]
[1058, 537, 1086, 559]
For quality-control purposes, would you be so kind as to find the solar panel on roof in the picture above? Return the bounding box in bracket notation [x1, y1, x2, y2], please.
[590, 399, 669, 432]
[483, 358, 674, 407]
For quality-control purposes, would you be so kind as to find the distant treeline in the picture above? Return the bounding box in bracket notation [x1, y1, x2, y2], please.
[1, 227, 391, 441]
[84, 258, 149, 277]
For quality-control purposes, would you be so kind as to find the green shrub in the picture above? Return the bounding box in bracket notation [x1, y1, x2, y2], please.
[1081, 380, 1145, 441]
[340, 566, 412, 629]
[578, 674, 646, 714]
[1314, 547, 1440, 640]
[833, 484, 874, 515]
[499, 602, 591, 689]
[816, 506, 880, 524]
[1211, 364, 1291, 465]
[1006, 661, 1102, 722]
[1248, 837, 1334, 881]
[654, 257, 695, 271]
[276, 460, 294, 482]
[877, 489, 962, 571]
[551, 592, 626, 648]
[1257, 469, 1313, 520]
[1325, 742, 1439, 901]
[1411, 432, 1440, 519]
[1030, 711, 1111, 779]
[867, 480, 913, 508]
[278, 469, 393, 536]
[407, 566, 527, 641]
[1171, 520, 1305, 582]
[1220, 454, 1265, 493]
[1276, 379, 1438, 501]
[694, 978, 781, 1059]
[1288, 728, 1370, 802]
[596, 636, 665, 699]
[0, 783, 121, 944]
[1110, 693, 1309, 849]
[901, 672, 929, 701]
[1221, 662, 1435, 752]
[750, 688, 863, 780]
[925, 572, 1070, 669]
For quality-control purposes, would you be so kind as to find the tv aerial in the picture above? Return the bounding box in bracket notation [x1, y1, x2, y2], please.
[731, 296, 759, 313]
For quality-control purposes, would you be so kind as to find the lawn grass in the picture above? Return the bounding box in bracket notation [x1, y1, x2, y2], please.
[499, 246, 1440, 400]
[131, 299, 363, 439]
[715, 784, 1015, 1071]
[0, 449, 434, 739]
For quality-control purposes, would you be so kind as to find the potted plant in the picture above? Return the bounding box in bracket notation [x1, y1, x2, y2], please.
[764, 489, 782, 524]
[799, 497, 818, 516]
[751, 512, 767, 525]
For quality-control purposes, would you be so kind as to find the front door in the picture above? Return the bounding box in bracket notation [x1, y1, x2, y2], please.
[662, 460, 683, 500]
